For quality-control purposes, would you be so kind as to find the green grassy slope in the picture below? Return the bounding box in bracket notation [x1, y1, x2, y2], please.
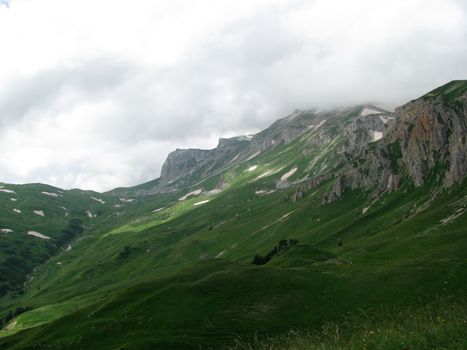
[0, 183, 118, 298]
[1, 172, 465, 348]
[0, 97, 466, 348]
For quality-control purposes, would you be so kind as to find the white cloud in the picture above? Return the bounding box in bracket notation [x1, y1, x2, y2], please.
[0, 0, 466, 191]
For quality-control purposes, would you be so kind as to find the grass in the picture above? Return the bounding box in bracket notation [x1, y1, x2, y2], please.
[0, 97, 466, 348]
[230, 298, 467, 350]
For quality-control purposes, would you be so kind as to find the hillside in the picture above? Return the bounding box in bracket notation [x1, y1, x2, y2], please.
[0, 81, 466, 349]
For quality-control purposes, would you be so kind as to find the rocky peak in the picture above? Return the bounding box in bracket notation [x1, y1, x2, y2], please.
[323, 81, 467, 203]
[247, 110, 323, 153]
[159, 136, 251, 189]
[386, 80, 467, 187]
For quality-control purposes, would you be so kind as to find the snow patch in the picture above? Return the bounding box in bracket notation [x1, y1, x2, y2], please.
[179, 189, 202, 201]
[362, 207, 370, 214]
[41, 191, 59, 198]
[34, 210, 45, 217]
[281, 167, 297, 181]
[152, 207, 165, 213]
[379, 115, 394, 124]
[246, 151, 260, 161]
[247, 165, 257, 172]
[86, 211, 95, 218]
[194, 200, 210, 206]
[0, 189, 16, 194]
[279, 211, 294, 220]
[1, 228, 13, 233]
[215, 250, 225, 258]
[371, 131, 383, 141]
[257, 171, 272, 180]
[361, 108, 380, 116]
[13, 208, 21, 214]
[119, 198, 134, 203]
[206, 188, 222, 196]
[255, 190, 275, 196]
[91, 197, 106, 204]
[27, 231, 51, 240]
[309, 119, 327, 130]
[10, 198, 17, 202]
[229, 153, 240, 163]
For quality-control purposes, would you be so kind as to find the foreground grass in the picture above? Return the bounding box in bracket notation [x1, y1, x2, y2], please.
[231, 299, 467, 350]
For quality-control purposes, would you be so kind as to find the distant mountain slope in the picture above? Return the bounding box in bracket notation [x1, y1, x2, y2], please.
[0, 81, 466, 349]
[0, 183, 115, 297]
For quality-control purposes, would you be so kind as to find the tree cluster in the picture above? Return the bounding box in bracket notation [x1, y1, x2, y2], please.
[118, 245, 132, 259]
[252, 239, 299, 265]
[0, 306, 32, 328]
[56, 219, 84, 248]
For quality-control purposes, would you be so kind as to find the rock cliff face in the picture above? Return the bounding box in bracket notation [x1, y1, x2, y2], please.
[247, 110, 323, 153]
[324, 81, 467, 202]
[154, 81, 465, 200]
[160, 136, 251, 188]
[386, 81, 467, 187]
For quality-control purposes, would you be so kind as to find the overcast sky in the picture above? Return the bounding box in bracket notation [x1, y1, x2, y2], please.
[0, 0, 466, 191]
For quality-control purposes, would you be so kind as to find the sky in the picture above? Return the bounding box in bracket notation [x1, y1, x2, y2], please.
[0, 0, 466, 192]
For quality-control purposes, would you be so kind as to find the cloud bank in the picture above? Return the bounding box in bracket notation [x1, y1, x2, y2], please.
[0, 0, 466, 191]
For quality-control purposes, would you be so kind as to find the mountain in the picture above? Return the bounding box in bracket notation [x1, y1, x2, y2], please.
[0, 81, 466, 349]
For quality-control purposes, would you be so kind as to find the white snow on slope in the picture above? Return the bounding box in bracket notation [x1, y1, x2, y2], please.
[206, 189, 222, 196]
[34, 210, 45, 217]
[229, 153, 240, 163]
[257, 171, 272, 180]
[41, 192, 59, 198]
[246, 151, 260, 161]
[152, 207, 165, 213]
[255, 190, 276, 196]
[379, 115, 394, 124]
[215, 250, 225, 258]
[119, 198, 134, 203]
[91, 197, 106, 204]
[281, 167, 297, 181]
[13, 208, 21, 214]
[0, 189, 16, 194]
[371, 131, 383, 141]
[1, 228, 13, 233]
[309, 119, 327, 130]
[247, 165, 257, 172]
[179, 189, 202, 201]
[194, 200, 210, 206]
[361, 108, 380, 116]
[86, 211, 94, 218]
[27, 231, 51, 240]
[10, 198, 17, 202]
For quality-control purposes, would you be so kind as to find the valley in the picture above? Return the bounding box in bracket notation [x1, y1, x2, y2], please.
[0, 81, 466, 349]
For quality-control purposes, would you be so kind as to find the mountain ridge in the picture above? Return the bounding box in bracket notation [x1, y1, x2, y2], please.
[0, 80, 466, 349]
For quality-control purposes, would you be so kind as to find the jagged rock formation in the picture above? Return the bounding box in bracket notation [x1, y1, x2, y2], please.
[387, 81, 467, 187]
[125, 81, 465, 202]
[160, 136, 251, 188]
[247, 110, 324, 152]
[324, 80, 467, 203]
[160, 104, 393, 194]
